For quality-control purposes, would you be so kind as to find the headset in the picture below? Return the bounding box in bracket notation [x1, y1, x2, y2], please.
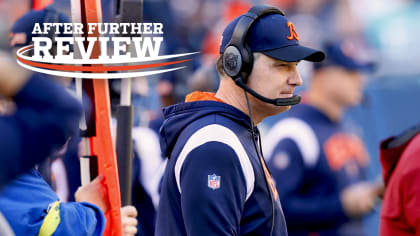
[222, 5, 301, 106]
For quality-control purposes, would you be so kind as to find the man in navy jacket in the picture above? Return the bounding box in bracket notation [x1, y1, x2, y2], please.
[264, 41, 382, 235]
[156, 5, 324, 236]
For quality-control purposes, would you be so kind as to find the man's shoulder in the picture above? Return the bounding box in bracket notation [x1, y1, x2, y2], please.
[175, 113, 246, 149]
[179, 123, 247, 157]
[174, 123, 255, 199]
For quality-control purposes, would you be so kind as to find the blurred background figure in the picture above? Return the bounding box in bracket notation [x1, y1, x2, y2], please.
[0, 49, 82, 235]
[9, 2, 74, 191]
[2, 0, 420, 235]
[109, 78, 165, 236]
[0, 52, 82, 191]
[7, 5, 140, 236]
[0, 51, 110, 235]
[263, 40, 383, 236]
[379, 124, 420, 236]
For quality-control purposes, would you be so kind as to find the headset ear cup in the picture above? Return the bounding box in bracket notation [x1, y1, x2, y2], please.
[222, 45, 243, 79]
[241, 44, 253, 84]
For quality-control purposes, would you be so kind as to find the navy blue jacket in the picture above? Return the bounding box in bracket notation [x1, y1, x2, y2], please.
[264, 104, 369, 236]
[0, 73, 82, 188]
[156, 99, 287, 236]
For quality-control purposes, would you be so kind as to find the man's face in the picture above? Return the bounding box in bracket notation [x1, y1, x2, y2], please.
[247, 53, 303, 116]
[319, 67, 364, 107]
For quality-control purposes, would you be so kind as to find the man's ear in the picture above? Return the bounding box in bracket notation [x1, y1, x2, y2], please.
[246, 53, 261, 86]
[252, 52, 261, 61]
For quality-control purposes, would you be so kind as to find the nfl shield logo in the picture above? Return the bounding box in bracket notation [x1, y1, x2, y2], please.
[208, 174, 221, 190]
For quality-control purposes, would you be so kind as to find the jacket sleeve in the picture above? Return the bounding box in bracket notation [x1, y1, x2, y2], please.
[0, 73, 82, 187]
[179, 141, 247, 236]
[52, 202, 105, 236]
[267, 138, 347, 229]
[402, 164, 420, 235]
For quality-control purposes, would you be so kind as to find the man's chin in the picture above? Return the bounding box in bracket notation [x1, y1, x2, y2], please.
[270, 104, 291, 116]
[280, 105, 292, 112]
[347, 97, 363, 107]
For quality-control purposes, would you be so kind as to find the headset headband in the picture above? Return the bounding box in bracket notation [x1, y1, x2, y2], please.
[227, 6, 285, 53]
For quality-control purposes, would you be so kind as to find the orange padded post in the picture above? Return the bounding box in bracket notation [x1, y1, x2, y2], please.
[79, 0, 123, 235]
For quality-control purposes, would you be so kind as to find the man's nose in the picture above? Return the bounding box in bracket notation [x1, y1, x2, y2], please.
[289, 68, 303, 87]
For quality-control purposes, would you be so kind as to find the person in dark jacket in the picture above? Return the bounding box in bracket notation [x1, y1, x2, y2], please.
[0, 51, 110, 235]
[5, 5, 140, 235]
[0, 52, 82, 188]
[155, 5, 324, 236]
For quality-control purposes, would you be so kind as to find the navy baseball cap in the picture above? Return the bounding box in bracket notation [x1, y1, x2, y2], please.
[220, 13, 325, 62]
[314, 41, 375, 72]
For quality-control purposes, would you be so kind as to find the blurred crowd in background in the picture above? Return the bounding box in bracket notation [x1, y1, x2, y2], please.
[1, 0, 420, 235]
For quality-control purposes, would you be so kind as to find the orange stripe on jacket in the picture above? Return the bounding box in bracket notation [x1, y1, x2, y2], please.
[185, 91, 226, 103]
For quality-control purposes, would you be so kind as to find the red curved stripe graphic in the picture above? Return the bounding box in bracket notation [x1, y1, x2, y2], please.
[17, 45, 33, 54]
[17, 56, 192, 72]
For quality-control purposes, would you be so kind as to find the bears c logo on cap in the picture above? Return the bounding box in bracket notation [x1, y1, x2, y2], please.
[286, 22, 299, 41]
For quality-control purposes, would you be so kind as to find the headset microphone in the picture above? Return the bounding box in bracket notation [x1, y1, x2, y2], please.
[234, 77, 301, 106]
